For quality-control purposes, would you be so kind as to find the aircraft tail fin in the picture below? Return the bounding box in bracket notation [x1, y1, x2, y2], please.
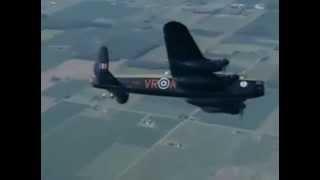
[92, 46, 129, 104]
[93, 46, 121, 87]
[163, 21, 204, 61]
[98, 46, 109, 66]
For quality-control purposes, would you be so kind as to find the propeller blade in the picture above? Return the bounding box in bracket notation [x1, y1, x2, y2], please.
[239, 103, 246, 120]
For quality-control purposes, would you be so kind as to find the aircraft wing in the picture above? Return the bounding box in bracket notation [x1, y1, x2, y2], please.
[163, 21, 229, 78]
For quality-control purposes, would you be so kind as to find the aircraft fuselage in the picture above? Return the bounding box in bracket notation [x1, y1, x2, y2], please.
[92, 76, 264, 99]
[90, 21, 266, 114]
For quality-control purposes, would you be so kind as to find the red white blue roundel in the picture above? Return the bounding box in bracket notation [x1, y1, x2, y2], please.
[158, 77, 170, 89]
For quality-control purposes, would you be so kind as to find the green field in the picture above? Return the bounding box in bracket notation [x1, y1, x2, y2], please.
[42, 0, 279, 179]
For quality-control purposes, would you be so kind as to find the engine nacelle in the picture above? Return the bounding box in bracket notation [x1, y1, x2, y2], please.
[176, 58, 229, 73]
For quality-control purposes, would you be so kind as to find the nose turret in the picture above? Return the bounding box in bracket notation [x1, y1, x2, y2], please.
[255, 81, 265, 96]
[227, 79, 265, 98]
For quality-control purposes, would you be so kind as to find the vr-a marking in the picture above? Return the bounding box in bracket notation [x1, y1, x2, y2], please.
[145, 78, 176, 90]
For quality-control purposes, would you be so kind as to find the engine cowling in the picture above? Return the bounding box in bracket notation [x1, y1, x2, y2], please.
[176, 58, 229, 73]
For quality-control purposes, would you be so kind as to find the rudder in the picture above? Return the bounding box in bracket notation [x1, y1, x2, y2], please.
[93, 46, 120, 87]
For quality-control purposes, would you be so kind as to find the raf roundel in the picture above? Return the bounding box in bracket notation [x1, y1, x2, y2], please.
[157, 77, 170, 89]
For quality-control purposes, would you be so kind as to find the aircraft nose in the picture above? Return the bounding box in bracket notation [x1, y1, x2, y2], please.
[222, 58, 229, 65]
[256, 81, 265, 96]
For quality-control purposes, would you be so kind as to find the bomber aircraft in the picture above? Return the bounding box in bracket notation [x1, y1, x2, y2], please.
[90, 21, 265, 115]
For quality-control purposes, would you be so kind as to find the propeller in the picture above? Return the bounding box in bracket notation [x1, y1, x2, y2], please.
[238, 55, 264, 79]
[222, 66, 227, 72]
[163, 70, 170, 76]
[238, 103, 246, 120]
[239, 108, 244, 120]
[221, 58, 229, 72]
[238, 66, 248, 80]
[109, 92, 115, 99]
[100, 92, 114, 99]
[239, 74, 247, 80]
